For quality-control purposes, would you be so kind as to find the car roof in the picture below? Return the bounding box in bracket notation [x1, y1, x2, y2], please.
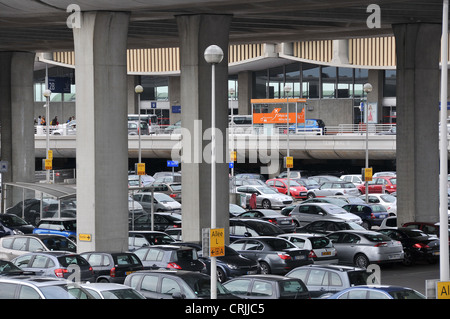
[0, 275, 70, 287]
[21, 251, 79, 257]
[294, 264, 366, 272]
[129, 269, 208, 278]
[236, 274, 300, 281]
[1, 234, 69, 240]
[80, 283, 133, 291]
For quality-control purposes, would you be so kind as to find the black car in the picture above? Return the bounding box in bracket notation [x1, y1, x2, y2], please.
[0, 214, 34, 235]
[128, 230, 177, 251]
[229, 237, 313, 275]
[223, 274, 310, 299]
[0, 259, 33, 276]
[297, 218, 366, 235]
[124, 270, 238, 299]
[377, 228, 440, 266]
[133, 245, 205, 272]
[229, 218, 285, 242]
[80, 251, 144, 284]
[235, 209, 296, 233]
[129, 213, 181, 231]
[172, 242, 259, 283]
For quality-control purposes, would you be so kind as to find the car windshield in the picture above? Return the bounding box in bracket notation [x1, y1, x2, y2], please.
[101, 289, 145, 299]
[62, 220, 76, 231]
[246, 220, 284, 235]
[309, 236, 333, 249]
[326, 206, 348, 215]
[265, 238, 297, 250]
[174, 248, 199, 261]
[388, 289, 425, 299]
[170, 184, 182, 191]
[256, 187, 279, 194]
[183, 275, 232, 298]
[390, 178, 397, 185]
[0, 260, 22, 273]
[40, 284, 93, 299]
[0, 214, 28, 226]
[380, 194, 396, 203]
[347, 271, 370, 285]
[42, 237, 77, 252]
[154, 193, 176, 202]
[284, 180, 301, 186]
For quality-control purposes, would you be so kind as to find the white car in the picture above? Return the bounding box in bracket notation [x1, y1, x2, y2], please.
[132, 192, 182, 213]
[307, 181, 360, 198]
[359, 193, 397, 215]
[235, 185, 293, 209]
[80, 283, 145, 299]
[278, 233, 338, 264]
[340, 174, 363, 186]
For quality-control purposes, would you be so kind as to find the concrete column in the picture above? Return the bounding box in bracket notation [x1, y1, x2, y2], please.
[168, 76, 181, 124]
[238, 71, 253, 115]
[73, 11, 130, 252]
[393, 23, 441, 225]
[367, 69, 383, 123]
[0, 52, 36, 206]
[176, 14, 232, 243]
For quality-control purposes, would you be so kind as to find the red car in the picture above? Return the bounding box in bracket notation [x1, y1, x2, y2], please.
[359, 176, 397, 194]
[266, 178, 308, 199]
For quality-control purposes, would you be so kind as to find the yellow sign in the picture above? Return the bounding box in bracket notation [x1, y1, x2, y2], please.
[47, 150, 53, 160]
[78, 234, 92, 242]
[210, 228, 225, 257]
[44, 159, 52, 170]
[437, 282, 450, 299]
[285, 156, 293, 168]
[230, 151, 236, 162]
[364, 168, 373, 181]
[136, 163, 145, 175]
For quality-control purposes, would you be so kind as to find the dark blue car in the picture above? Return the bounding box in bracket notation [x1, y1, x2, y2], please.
[342, 203, 389, 229]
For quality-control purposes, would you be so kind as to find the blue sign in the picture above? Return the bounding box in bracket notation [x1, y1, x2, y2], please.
[167, 160, 179, 167]
[48, 77, 71, 94]
[151, 102, 157, 109]
[229, 162, 234, 169]
[172, 105, 181, 113]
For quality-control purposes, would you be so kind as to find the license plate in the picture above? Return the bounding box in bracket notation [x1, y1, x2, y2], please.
[433, 251, 440, 256]
[294, 255, 305, 260]
[388, 254, 401, 260]
[300, 192, 307, 196]
[379, 215, 386, 218]
[247, 270, 257, 275]
[280, 220, 290, 224]
[126, 271, 135, 275]
[322, 251, 331, 256]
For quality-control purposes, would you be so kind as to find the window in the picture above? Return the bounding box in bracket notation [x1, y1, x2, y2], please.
[29, 238, 45, 252]
[86, 254, 104, 267]
[337, 67, 353, 98]
[13, 255, 32, 268]
[30, 255, 50, 268]
[287, 268, 308, 282]
[141, 275, 158, 293]
[329, 272, 343, 287]
[302, 64, 319, 98]
[0, 283, 17, 298]
[1, 237, 13, 248]
[307, 269, 328, 286]
[18, 285, 41, 299]
[161, 277, 181, 296]
[145, 249, 163, 261]
[12, 238, 28, 251]
[321, 66, 336, 98]
[251, 280, 273, 297]
[224, 279, 250, 295]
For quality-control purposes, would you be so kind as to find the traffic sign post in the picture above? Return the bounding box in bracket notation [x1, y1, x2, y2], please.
[285, 156, 293, 168]
[136, 163, 145, 175]
[210, 228, 225, 257]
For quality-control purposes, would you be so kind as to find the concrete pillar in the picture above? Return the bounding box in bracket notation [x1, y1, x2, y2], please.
[73, 11, 130, 252]
[393, 23, 441, 225]
[367, 69, 383, 123]
[0, 52, 36, 206]
[238, 71, 253, 115]
[168, 76, 181, 124]
[176, 14, 232, 243]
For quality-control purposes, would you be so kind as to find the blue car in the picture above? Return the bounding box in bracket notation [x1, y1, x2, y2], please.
[33, 218, 77, 242]
[342, 203, 389, 229]
[325, 285, 425, 299]
[289, 119, 326, 135]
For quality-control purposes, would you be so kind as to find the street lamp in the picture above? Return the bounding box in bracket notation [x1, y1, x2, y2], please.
[43, 89, 52, 183]
[284, 85, 292, 194]
[204, 44, 224, 300]
[363, 83, 373, 204]
[135, 85, 144, 187]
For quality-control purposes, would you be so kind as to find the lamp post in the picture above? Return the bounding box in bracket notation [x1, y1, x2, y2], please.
[363, 83, 373, 204]
[284, 85, 292, 194]
[43, 89, 51, 183]
[204, 44, 224, 300]
[135, 85, 144, 187]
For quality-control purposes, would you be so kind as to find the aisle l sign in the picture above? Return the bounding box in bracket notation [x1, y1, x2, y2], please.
[210, 228, 225, 257]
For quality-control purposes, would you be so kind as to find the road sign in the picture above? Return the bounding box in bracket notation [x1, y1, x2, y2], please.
[0, 161, 8, 173]
[78, 233, 92, 242]
[167, 160, 179, 167]
[229, 162, 234, 169]
[47, 150, 53, 160]
[210, 228, 225, 257]
[362, 167, 373, 181]
[45, 159, 52, 170]
[285, 156, 293, 168]
[48, 77, 71, 94]
[136, 163, 145, 175]
[230, 151, 236, 162]
[437, 281, 450, 299]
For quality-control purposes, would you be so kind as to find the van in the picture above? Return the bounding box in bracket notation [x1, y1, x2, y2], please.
[128, 120, 150, 135]
[128, 114, 159, 134]
[229, 115, 252, 125]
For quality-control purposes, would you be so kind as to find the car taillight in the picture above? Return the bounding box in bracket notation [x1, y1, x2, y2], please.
[268, 219, 278, 224]
[374, 242, 388, 247]
[370, 213, 375, 219]
[277, 253, 291, 260]
[308, 250, 317, 258]
[413, 243, 429, 249]
[54, 268, 68, 278]
[167, 262, 182, 269]
[169, 194, 177, 198]
[110, 267, 116, 277]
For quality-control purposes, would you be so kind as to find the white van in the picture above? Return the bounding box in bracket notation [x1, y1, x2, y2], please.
[128, 114, 160, 134]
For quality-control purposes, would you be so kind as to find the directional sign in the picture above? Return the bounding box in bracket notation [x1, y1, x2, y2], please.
[136, 163, 145, 175]
[362, 167, 373, 182]
[167, 160, 179, 168]
[47, 150, 53, 160]
[44, 159, 52, 170]
[437, 281, 450, 299]
[48, 77, 71, 94]
[210, 228, 225, 257]
[285, 156, 293, 168]
[78, 233, 92, 242]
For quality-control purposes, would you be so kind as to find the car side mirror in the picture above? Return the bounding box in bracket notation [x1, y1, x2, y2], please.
[244, 232, 252, 237]
[172, 292, 185, 299]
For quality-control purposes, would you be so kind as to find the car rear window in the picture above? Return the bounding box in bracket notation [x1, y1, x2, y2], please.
[279, 280, 308, 298]
[42, 237, 77, 252]
[58, 255, 89, 267]
[174, 249, 198, 261]
[363, 233, 393, 242]
[347, 271, 370, 286]
[309, 237, 333, 249]
[115, 254, 141, 266]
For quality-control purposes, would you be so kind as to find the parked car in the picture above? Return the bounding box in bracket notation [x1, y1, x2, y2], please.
[124, 270, 237, 299]
[342, 203, 389, 229]
[128, 196, 146, 218]
[128, 174, 155, 188]
[294, 178, 320, 190]
[266, 178, 308, 199]
[308, 175, 342, 184]
[0, 275, 94, 299]
[223, 274, 310, 299]
[360, 193, 397, 215]
[152, 171, 182, 183]
[326, 230, 404, 268]
[229, 203, 246, 217]
[129, 213, 182, 232]
[234, 173, 266, 181]
[32, 218, 77, 242]
[0, 214, 34, 235]
[172, 242, 259, 283]
[151, 183, 182, 203]
[297, 219, 366, 235]
[80, 251, 143, 283]
[286, 264, 370, 298]
[0, 259, 34, 276]
[128, 230, 177, 251]
[277, 170, 309, 179]
[306, 181, 359, 199]
[229, 218, 285, 242]
[289, 119, 326, 135]
[278, 233, 338, 264]
[0, 234, 77, 261]
[133, 245, 205, 272]
[328, 195, 365, 205]
[401, 221, 442, 237]
[80, 282, 146, 299]
[340, 174, 363, 186]
[11, 251, 95, 282]
[325, 285, 425, 299]
[229, 177, 266, 193]
[289, 203, 362, 227]
[235, 209, 296, 233]
[359, 176, 397, 194]
[300, 197, 348, 207]
[128, 120, 150, 135]
[165, 228, 183, 241]
[132, 192, 181, 213]
[377, 228, 440, 266]
[373, 171, 396, 177]
[229, 237, 313, 275]
[236, 185, 293, 209]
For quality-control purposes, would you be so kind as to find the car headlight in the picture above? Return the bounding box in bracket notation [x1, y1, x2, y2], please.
[227, 264, 237, 270]
[13, 229, 23, 235]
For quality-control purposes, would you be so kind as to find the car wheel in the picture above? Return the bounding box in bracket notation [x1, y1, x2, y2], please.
[216, 267, 226, 283]
[262, 199, 271, 209]
[33, 215, 40, 226]
[307, 193, 315, 199]
[402, 251, 414, 266]
[361, 220, 371, 230]
[97, 278, 109, 283]
[259, 261, 271, 274]
[354, 253, 369, 268]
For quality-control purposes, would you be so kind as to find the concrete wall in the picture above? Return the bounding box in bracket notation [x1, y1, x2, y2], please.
[303, 98, 354, 126]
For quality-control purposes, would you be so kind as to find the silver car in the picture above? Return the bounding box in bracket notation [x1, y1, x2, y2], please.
[306, 181, 360, 198]
[326, 230, 404, 268]
[132, 192, 182, 213]
[278, 233, 338, 264]
[236, 185, 293, 209]
[289, 203, 362, 227]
